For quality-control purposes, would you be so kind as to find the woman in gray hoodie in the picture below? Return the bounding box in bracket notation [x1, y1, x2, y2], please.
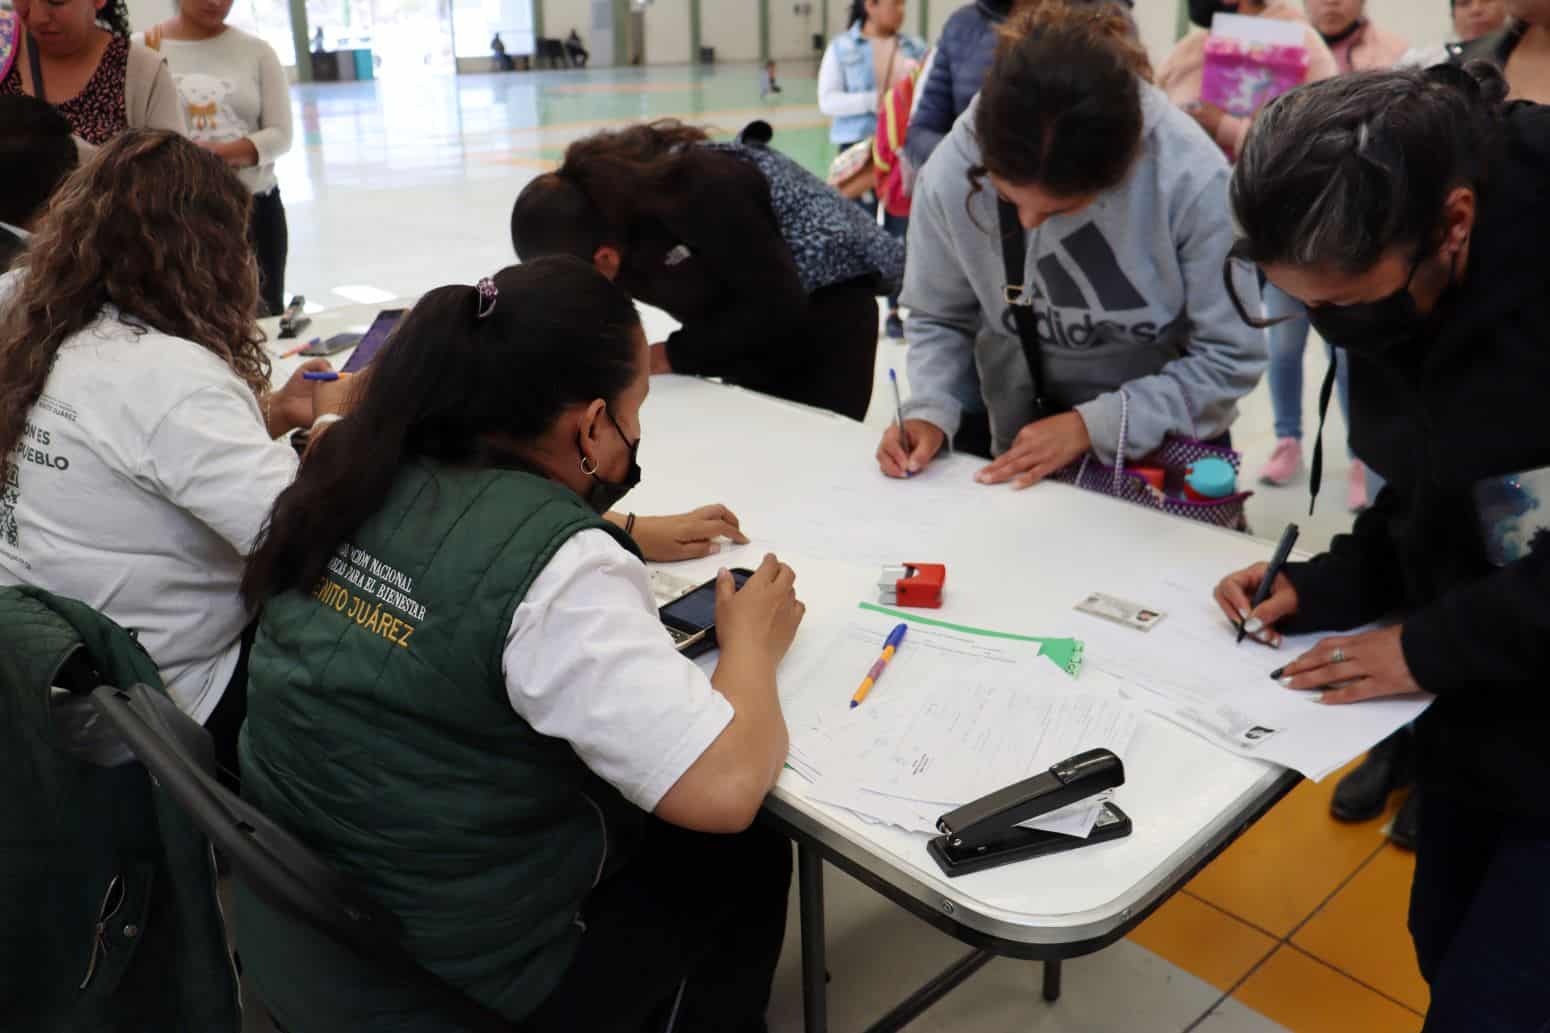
[877, 0, 1266, 488]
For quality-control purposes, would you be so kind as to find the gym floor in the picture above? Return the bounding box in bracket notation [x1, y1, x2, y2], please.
[243, 62, 1426, 1033]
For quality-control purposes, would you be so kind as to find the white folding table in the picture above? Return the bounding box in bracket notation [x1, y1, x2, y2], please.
[264, 303, 1300, 1033]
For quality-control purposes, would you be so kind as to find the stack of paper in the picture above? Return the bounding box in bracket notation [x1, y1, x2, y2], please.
[779, 608, 1142, 838]
[1070, 574, 1433, 781]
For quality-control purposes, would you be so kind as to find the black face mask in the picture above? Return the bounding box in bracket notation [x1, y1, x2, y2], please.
[1188, 0, 1237, 29]
[1221, 243, 1457, 515]
[1303, 250, 1434, 360]
[582, 408, 642, 514]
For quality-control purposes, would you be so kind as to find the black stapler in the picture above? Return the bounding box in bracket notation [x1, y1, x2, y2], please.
[927, 749, 1131, 878]
[277, 295, 311, 339]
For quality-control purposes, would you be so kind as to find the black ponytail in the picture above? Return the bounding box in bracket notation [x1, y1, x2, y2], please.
[1230, 65, 1506, 274]
[848, 0, 868, 28]
[242, 257, 641, 605]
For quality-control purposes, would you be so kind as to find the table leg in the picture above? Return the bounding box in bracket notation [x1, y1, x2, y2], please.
[1042, 959, 1062, 1003]
[860, 949, 995, 1033]
[799, 844, 828, 1033]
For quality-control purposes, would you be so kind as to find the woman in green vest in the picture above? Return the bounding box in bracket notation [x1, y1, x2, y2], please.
[238, 256, 805, 1033]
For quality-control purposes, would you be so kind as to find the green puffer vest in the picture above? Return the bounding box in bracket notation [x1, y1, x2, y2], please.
[239, 461, 646, 1028]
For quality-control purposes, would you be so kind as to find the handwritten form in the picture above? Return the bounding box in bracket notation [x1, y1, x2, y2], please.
[776, 608, 1142, 838]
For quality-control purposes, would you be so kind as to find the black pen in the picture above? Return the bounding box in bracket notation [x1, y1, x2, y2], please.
[1238, 523, 1299, 645]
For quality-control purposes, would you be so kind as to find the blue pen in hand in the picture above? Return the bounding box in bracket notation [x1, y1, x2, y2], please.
[302, 371, 340, 382]
[890, 369, 913, 478]
[851, 623, 907, 708]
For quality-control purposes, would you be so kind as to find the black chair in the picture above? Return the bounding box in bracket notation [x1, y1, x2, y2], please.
[87, 684, 517, 1033]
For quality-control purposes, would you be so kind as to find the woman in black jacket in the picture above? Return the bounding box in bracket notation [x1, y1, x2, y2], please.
[510, 121, 903, 421]
[1213, 63, 1550, 1029]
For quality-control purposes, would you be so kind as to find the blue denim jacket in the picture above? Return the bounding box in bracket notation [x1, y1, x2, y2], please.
[826, 25, 927, 145]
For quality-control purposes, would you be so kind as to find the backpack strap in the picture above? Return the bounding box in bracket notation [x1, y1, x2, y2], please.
[26, 27, 45, 101]
[997, 199, 1056, 420]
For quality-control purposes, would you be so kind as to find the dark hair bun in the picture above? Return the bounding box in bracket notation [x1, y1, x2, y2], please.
[1462, 59, 1510, 106]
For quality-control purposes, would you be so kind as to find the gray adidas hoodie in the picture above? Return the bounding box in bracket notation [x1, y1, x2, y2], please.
[902, 84, 1267, 464]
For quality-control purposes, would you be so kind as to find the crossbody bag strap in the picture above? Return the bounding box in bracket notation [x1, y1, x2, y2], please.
[26, 30, 45, 102]
[997, 198, 1052, 417]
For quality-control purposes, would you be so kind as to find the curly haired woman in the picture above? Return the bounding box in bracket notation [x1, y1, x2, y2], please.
[0, 130, 343, 783]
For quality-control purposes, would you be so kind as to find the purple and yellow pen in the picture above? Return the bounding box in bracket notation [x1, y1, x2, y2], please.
[851, 623, 908, 709]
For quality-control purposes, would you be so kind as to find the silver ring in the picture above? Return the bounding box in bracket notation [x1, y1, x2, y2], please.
[1331, 648, 1347, 664]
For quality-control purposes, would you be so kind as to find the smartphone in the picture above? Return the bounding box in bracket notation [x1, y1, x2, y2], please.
[341, 309, 406, 374]
[659, 568, 753, 658]
[301, 332, 359, 357]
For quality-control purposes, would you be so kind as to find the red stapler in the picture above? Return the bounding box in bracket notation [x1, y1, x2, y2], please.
[878, 563, 946, 609]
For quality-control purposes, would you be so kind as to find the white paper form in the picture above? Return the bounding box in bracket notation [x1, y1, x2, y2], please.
[780, 607, 1141, 837]
[1072, 574, 1432, 780]
[751, 460, 986, 569]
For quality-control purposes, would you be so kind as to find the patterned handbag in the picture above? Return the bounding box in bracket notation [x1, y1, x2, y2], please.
[1047, 390, 1252, 530]
[996, 199, 1251, 529]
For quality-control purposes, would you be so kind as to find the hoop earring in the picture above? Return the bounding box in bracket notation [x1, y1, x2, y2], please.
[580, 455, 599, 476]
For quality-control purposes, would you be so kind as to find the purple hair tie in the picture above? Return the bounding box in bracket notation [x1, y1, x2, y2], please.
[475, 277, 498, 320]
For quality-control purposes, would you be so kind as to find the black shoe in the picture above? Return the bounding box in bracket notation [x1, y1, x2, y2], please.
[1389, 791, 1420, 851]
[1330, 728, 1414, 822]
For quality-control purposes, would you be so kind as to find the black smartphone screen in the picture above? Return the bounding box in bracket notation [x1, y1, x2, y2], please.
[660, 569, 751, 631]
[341, 309, 406, 374]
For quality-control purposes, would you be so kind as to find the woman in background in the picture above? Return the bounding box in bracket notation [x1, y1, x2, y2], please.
[143, 0, 295, 316]
[1, 0, 184, 147]
[1403, 0, 1507, 66]
[1450, 0, 1550, 103]
[819, 0, 925, 339]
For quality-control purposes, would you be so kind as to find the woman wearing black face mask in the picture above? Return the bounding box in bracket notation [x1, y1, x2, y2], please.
[1213, 64, 1550, 1029]
[238, 258, 805, 1032]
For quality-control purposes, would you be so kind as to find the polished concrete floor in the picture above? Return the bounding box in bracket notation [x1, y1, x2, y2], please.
[243, 63, 1426, 1033]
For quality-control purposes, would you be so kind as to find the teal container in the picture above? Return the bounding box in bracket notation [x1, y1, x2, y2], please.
[1185, 457, 1237, 500]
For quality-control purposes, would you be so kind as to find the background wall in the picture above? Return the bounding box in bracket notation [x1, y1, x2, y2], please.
[543, 0, 595, 39]
[121, 0, 1462, 69]
[124, 0, 172, 31]
[644, 0, 693, 63]
[701, 0, 762, 62]
[770, 0, 825, 60]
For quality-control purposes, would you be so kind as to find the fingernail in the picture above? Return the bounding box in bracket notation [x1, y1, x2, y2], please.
[708, 543, 721, 554]
[1243, 617, 1263, 634]
[1238, 608, 1250, 621]
[1268, 666, 1285, 680]
[1307, 692, 1325, 704]
[974, 473, 989, 484]
[1279, 677, 1295, 688]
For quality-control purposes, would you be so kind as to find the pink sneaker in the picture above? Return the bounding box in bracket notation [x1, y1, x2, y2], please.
[1258, 438, 1303, 486]
[1348, 460, 1369, 511]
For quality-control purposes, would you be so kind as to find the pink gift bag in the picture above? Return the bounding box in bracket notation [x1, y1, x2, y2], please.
[1200, 15, 1310, 117]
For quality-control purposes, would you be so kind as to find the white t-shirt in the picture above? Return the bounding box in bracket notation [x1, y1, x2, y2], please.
[139, 26, 293, 196]
[0, 302, 298, 722]
[503, 529, 734, 812]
